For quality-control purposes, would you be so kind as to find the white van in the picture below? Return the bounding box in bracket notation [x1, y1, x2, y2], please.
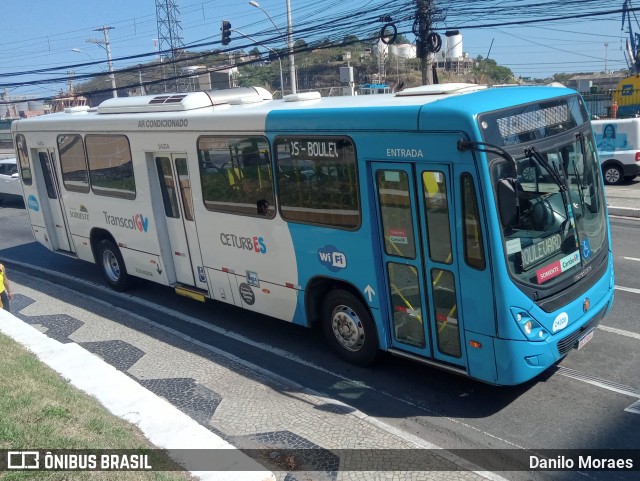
[0, 157, 22, 199]
[592, 118, 640, 185]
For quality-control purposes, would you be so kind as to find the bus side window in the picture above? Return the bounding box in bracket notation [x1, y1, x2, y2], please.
[461, 173, 486, 270]
[275, 136, 360, 228]
[58, 134, 89, 193]
[197, 136, 274, 218]
[15, 134, 32, 185]
[85, 134, 136, 200]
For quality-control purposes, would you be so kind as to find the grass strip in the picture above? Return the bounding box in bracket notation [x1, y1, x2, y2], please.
[0, 333, 198, 480]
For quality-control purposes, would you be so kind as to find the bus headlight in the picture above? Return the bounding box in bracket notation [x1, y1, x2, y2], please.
[510, 308, 549, 341]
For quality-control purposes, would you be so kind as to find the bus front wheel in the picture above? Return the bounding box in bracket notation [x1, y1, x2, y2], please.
[322, 290, 378, 366]
[97, 239, 129, 292]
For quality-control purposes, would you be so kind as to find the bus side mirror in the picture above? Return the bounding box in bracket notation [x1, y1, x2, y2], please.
[497, 178, 519, 228]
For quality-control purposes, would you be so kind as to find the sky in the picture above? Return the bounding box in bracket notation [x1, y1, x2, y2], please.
[0, 0, 636, 101]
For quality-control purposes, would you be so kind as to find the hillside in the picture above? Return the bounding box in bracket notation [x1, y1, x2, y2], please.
[75, 41, 516, 102]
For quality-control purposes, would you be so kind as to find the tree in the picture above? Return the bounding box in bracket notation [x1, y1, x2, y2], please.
[473, 56, 514, 84]
[342, 35, 360, 46]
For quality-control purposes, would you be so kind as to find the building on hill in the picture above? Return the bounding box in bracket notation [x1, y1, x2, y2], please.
[566, 72, 629, 93]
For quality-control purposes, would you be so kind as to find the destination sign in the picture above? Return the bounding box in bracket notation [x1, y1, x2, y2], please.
[496, 104, 570, 139]
[276, 137, 353, 161]
[521, 233, 562, 270]
[290, 140, 338, 158]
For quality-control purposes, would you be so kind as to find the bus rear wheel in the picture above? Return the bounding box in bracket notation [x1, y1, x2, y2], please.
[97, 239, 129, 292]
[322, 290, 378, 366]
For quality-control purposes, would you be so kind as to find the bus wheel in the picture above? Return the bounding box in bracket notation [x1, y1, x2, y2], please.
[322, 290, 378, 366]
[97, 239, 129, 291]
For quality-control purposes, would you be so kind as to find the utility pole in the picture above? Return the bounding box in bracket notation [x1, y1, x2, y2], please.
[88, 26, 117, 97]
[417, 0, 432, 85]
[138, 65, 146, 96]
[286, 0, 297, 94]
[604, 42, 609, 73]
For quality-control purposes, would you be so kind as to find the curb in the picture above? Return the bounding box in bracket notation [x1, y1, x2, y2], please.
[607, 205, 640, 218]
[0, 309, 276, 481]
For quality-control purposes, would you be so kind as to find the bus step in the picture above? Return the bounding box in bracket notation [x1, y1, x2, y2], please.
[174, 284, 208, 302]
[54, 249, 78, 258]
[387, 348, 468, 376]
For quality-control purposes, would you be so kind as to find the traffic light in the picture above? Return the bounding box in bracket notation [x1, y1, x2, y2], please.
[221, 20, 231, 46]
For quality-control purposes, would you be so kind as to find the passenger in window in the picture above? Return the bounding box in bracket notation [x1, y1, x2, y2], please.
[257, 199, 270, 216]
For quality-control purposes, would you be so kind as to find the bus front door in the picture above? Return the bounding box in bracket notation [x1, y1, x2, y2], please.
[373, 163, 466, 368]
[154, 154, 207, 290]
[36, 149, 74, 253]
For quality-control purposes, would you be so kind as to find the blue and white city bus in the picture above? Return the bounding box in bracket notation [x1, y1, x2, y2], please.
[12, 83, 614, 385]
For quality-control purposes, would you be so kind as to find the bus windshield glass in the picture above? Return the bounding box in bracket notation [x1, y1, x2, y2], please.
[480, 96, 608, 290]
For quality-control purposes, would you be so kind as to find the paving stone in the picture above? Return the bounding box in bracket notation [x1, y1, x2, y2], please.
[9, 275, 489, 481]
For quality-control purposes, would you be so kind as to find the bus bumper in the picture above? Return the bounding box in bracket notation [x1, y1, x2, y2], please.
[493, 292, 613, 386]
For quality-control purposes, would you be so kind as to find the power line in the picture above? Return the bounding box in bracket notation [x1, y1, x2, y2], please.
[1, 0, 636, 95]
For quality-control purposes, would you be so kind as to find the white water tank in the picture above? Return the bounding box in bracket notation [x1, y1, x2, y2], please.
[28, 101, 45, 110]
[374, 39, 388, 57]
[445, 30, 463, 59]
[396, 44, 416, 59]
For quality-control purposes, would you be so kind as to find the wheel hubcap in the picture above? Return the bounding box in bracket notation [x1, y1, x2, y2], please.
[605, 168, 620, 184]
[331, 304, 365, 352]
[102, 250, 120, 283]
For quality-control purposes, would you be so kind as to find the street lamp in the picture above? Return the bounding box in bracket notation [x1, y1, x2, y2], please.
[249, 1, 297, 94]
[71, 48, 104, 70]
[234, 29, 284, 97]
[72, 48, 94, 60]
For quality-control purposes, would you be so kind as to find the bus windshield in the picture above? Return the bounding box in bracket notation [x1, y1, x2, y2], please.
[481, 97, 608, 291]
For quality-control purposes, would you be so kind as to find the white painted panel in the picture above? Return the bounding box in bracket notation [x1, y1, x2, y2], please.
[206, 268, 236, 305]
[230, 273, 298, 322]
[119, 249, 168, 285]
[71, 235, 94, 263]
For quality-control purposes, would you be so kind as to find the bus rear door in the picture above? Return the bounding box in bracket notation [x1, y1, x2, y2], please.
[372, 162, 466, 369]
[153, 153, 207, 291]
[36, 148, 74, 253]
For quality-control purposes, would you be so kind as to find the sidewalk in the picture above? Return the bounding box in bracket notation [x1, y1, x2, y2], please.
[0, 299, 276, 481]
[0, 269, 501, 481]
[605, 184, 640, 218]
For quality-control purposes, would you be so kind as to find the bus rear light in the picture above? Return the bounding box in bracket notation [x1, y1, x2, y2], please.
[635, 152, 640, 162]
[469, 340, 482, 349]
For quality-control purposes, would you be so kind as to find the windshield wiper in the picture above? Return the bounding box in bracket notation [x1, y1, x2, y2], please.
[458, 140, 518, 174]
[569, 133, 588, 213]
[523, 146, 567, 193]
[574, 133, 587, 189]
[524, 145, 575, 240]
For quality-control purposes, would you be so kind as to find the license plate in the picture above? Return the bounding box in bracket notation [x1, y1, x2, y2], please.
[577, 329, 595, 350]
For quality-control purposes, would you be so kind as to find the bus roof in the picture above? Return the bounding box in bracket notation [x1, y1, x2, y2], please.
[12, 84, 578, 134]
